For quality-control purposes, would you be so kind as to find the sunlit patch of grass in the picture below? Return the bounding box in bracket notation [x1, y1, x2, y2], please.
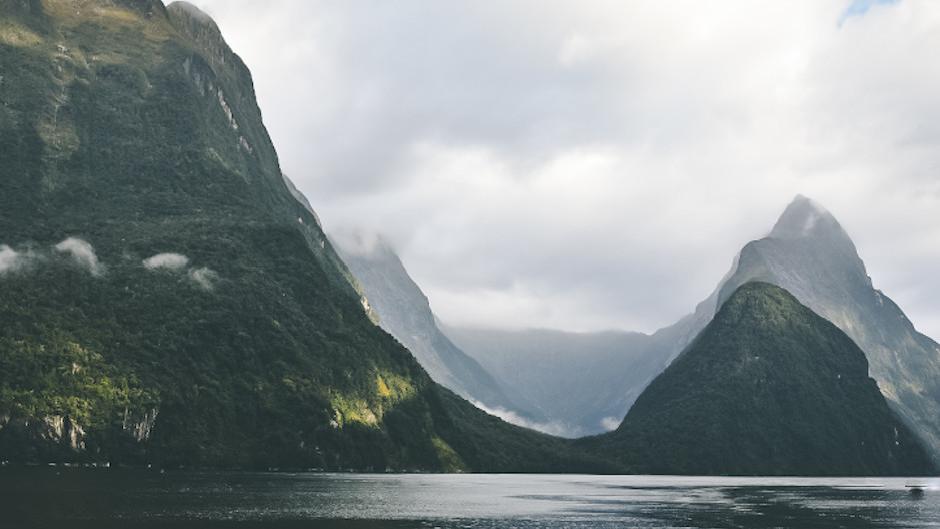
[331, 372, 418, 428]
[432, 436, 467, 472]
[375, 372, 415, 401]
[376, 375, 392, 398]
[0, 22, 43, 47]
[331, 394, 379, 427]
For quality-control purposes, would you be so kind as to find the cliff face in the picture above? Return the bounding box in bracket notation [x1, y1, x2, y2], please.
[0, 0, 610, 473]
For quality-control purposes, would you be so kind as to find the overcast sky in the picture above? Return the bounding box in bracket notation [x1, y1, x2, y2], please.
[195, 0, 940, 338]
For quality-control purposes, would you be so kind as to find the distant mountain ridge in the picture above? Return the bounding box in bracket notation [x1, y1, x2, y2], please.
[443, 196, 940, 459]
[443, 326, 654, 437]
[584, 282, 935, 476]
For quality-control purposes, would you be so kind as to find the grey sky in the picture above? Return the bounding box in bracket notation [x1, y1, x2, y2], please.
[194, 0, 940, 338]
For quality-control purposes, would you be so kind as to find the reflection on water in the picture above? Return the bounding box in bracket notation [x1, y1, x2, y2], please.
[2, 469, 939, 528]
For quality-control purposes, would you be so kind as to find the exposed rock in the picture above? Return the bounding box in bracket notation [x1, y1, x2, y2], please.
[40, 415, 85, 451]
[122, 407, 159, 442]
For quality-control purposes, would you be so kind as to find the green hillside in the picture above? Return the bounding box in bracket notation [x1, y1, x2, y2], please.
[584, 282, 935, 476]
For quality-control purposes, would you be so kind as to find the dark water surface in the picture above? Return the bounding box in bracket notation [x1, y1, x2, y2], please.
[1, 469, 939, 528]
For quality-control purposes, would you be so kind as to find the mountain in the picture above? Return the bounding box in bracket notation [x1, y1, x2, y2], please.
[695, 196, 940, 462]
[331, 234, 549, 429]
[584, 282, 935, 476]
[0, 0, 615, 473]
[449, 195, 940, 455]
[443, 326, 655, 437]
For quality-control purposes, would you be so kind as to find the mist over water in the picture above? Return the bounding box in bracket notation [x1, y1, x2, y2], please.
[4, 469, 939, 528]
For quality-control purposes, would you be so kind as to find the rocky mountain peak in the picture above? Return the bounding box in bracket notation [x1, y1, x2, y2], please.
[769, 194, 846, 241]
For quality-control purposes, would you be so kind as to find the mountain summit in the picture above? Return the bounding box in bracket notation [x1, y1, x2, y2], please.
[769, 195, 846, 240]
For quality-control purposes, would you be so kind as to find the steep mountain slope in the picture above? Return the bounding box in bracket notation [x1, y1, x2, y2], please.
[443, 326, 654, 437]
[332, 235, 547, 428]
[585, 282, 935, 476]
[0, 0, 614, 472]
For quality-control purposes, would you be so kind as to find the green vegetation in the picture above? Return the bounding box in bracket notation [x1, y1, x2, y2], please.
[583, 282, 935, 476]
[0, 0, 615, 472]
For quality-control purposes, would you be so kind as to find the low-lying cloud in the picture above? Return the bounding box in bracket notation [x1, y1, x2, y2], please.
[470, 399, 578, 438]
[1, 241, 219, 291]
[143, 253, 191, 271]
[55, 237, 105, 277]
[142, 252, 219, 291]
[599, 416, 621, 432]
[188, 267, 219, 291]
[0, 245, 31, 275]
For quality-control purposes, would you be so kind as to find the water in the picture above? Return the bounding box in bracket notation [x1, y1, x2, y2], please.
[2, 469, 939, 528]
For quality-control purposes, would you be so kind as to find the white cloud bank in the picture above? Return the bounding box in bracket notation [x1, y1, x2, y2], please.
[2, 242, 220, 291]
[142, 252, 219, 291]
[0, 245, 33, 275]
[470, 399, 574, 438]
[599, 416, 621, 432]
[198, 0, 940, 338]
[188, 267, 219, 291]
[143, 253, 190, 271]
[54, 237, 105, 277]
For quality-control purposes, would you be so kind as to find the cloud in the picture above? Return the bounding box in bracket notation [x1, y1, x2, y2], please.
[188, 267, 219, 291]
[54, 237, 104, 277]
[0, 245, 34, 275]
[195, 1, 940, 339]
[143, 253, 190, 271]
[142, 252, 218, 291]
[599, 416, 621, 432]
[469, 399, 573, 438]
[329, 228, 385, 258]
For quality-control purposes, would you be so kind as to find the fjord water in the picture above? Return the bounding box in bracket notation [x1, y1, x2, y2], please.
[3, 470, 939, 528]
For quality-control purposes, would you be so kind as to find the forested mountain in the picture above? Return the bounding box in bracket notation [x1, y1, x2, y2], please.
[0, 0, 614, 473]
[584, 282, 935, 476]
